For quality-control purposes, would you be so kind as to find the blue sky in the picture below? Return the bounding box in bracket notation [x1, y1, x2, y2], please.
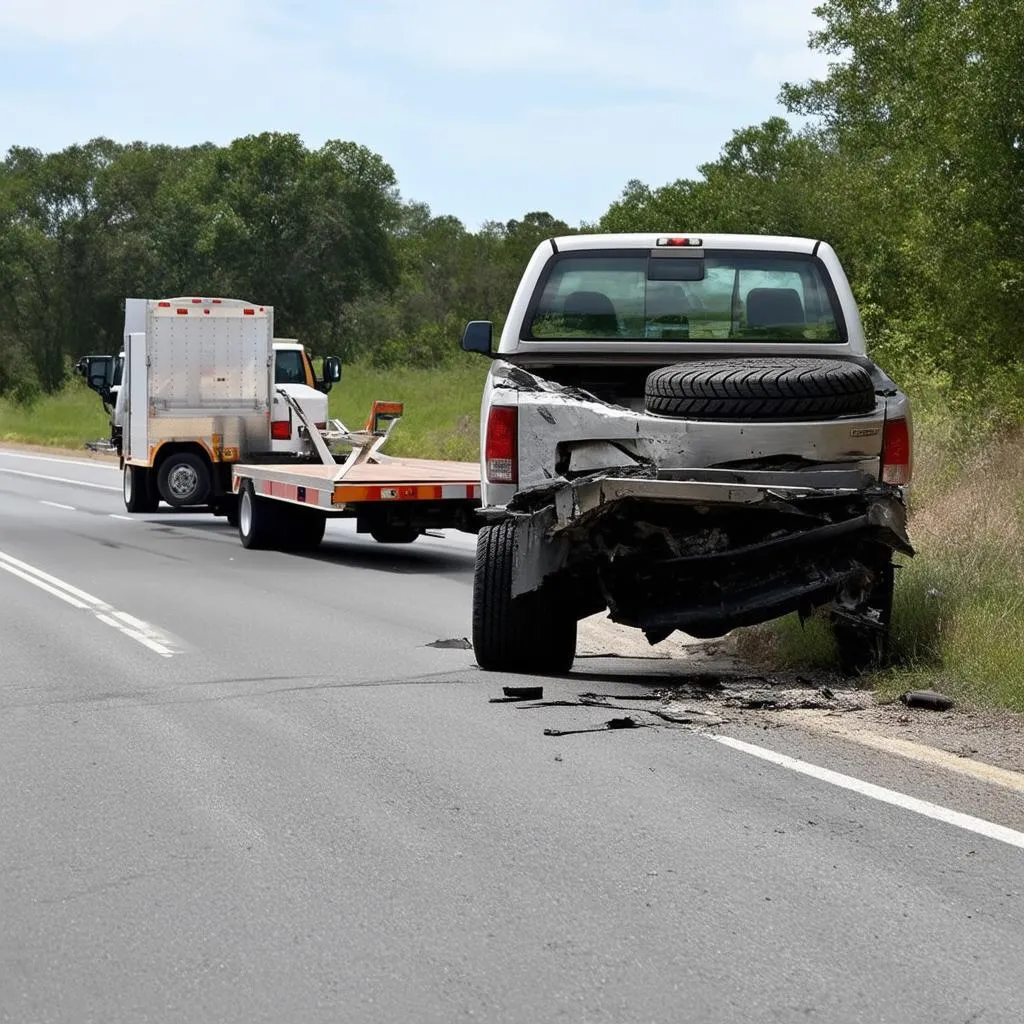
[0, 0, 832, 229]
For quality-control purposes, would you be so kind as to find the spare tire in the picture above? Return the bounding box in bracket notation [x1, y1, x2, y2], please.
[644, 358, 876, 421]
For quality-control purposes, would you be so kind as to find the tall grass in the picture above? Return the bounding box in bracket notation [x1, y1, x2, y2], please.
[0, 375, 110, 448]
[0, 357, 490, 459]
[328, 356, 488, 461]
[738, 413, 1024, 712]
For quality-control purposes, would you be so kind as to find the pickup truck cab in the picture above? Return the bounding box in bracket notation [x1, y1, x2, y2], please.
[461, 232, 914, 677]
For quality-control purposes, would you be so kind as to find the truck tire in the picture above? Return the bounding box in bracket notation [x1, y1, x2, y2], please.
[279, 506, 327, 551]
[645, 358, 876, 421]
[370, 525, 420, 544]
[157, 452, 211, 507]
[831, 555, 895, 676]
[472, 520, 576, 675]
[238, 481, 278, 550]
[123, 464, 158, 514]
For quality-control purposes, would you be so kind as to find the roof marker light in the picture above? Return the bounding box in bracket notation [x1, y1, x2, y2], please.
[656, 236, 703, 247]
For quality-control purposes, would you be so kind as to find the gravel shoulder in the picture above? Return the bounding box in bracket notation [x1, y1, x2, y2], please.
[576, 614, 1024, 781]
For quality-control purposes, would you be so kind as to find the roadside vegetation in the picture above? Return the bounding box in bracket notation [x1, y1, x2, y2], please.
[1, 0, 1021, 709]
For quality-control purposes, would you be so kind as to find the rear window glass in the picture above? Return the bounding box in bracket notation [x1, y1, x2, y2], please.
[526, 252, 843, 342]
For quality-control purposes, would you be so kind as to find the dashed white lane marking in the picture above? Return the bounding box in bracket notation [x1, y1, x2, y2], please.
[0, 467, 120, 491]
[109, 514, 134, 521]
[40, 501, 76, 511]
[0, 549, 180, 658]
[709, 733, 1024, 852]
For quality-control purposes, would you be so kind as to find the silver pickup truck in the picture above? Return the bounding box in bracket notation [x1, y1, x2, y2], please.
[461, 232, 914, 677]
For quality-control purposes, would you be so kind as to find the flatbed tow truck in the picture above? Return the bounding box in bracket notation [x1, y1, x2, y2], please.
[230, 390, 481, 551]
[78, 294, 481, 551]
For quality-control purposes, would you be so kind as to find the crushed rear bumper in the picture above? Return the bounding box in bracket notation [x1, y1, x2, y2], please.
[488, 473, 914, 642]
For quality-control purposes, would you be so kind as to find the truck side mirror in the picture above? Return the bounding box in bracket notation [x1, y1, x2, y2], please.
[461, 321, 493, 356]
[79, 355, 115, 394]
[318, 355, 342, 393]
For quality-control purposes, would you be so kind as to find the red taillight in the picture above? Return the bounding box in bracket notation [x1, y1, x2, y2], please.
[881, 416, 912, 486]
[271, 419, 291, 440]
[485, 406, 518, 484]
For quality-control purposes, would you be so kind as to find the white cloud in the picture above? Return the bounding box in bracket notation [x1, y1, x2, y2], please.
[336, 0, 830, 97]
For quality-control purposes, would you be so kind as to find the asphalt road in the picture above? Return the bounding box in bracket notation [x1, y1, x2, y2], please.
[2, 447, 1023, 1024]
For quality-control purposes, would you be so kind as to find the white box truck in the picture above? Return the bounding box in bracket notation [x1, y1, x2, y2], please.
[77, 296, 341, 515]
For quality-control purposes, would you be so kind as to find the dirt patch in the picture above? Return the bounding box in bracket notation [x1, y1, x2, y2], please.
[574, 614, 1024, 779]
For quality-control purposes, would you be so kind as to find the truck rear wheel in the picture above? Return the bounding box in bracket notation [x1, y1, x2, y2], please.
[279, 506, 327, 551]
[472, 520, 576, 675]
[238, 481, 277, 550]
[123, 464, 158, 513]
[158, 452, 211, 507]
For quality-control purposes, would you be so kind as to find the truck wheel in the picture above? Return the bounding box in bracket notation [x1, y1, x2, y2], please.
[123, 464, 158, 513]
[157, 452, 211, 507]
[370, 525, 420, 544]
[278, 506, 327, 551]
[472, 520, 576, 675]
[645, 358, 876, 421]
[238, 481, 277, 550]
[832, 556, 896, 677]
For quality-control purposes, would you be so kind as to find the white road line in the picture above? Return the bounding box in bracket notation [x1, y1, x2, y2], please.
[109, 514, 134, 521]
[0, 467, 120, 491]
[0, 450, 119, 470]
[710, 733, 1024, 852]
[0, 550, 179, 658]
[41, 501, 76, 511]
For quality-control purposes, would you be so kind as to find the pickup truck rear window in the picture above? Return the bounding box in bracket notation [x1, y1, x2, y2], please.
[526, 251, 844, 342]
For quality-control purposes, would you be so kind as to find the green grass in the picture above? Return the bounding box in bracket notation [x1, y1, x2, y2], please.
[329, 355, 488, 461]
[0, 357, 489, 458]
[0, 375, 112, 449]
[736, 407, 1024, 713]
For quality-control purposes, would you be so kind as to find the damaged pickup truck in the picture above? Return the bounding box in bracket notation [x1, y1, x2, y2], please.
[461, 232, 914, 677]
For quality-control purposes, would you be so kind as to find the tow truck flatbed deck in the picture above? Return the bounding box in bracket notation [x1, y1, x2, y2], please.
[232, 457, 481, 509]
[229, 397, 482, 549]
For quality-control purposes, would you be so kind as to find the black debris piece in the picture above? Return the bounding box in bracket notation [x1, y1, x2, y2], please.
[900, 689, 955, 711]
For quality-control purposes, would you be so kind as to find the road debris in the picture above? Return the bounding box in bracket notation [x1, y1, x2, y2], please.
[502, 685, 544, 701]
[543, 716, 656, 737]
[900, 689, 955, 711]
[427, 637, 473, 650]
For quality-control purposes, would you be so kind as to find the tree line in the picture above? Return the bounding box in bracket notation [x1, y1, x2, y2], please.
[2, 0, 1021, 425]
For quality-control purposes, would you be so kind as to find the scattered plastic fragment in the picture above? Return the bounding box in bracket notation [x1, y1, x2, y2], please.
[427, 637, 473, 650]
[502, 685, 544, 701]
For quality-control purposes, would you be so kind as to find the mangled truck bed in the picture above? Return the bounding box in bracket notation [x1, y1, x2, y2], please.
[460, 232, 915, 677]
